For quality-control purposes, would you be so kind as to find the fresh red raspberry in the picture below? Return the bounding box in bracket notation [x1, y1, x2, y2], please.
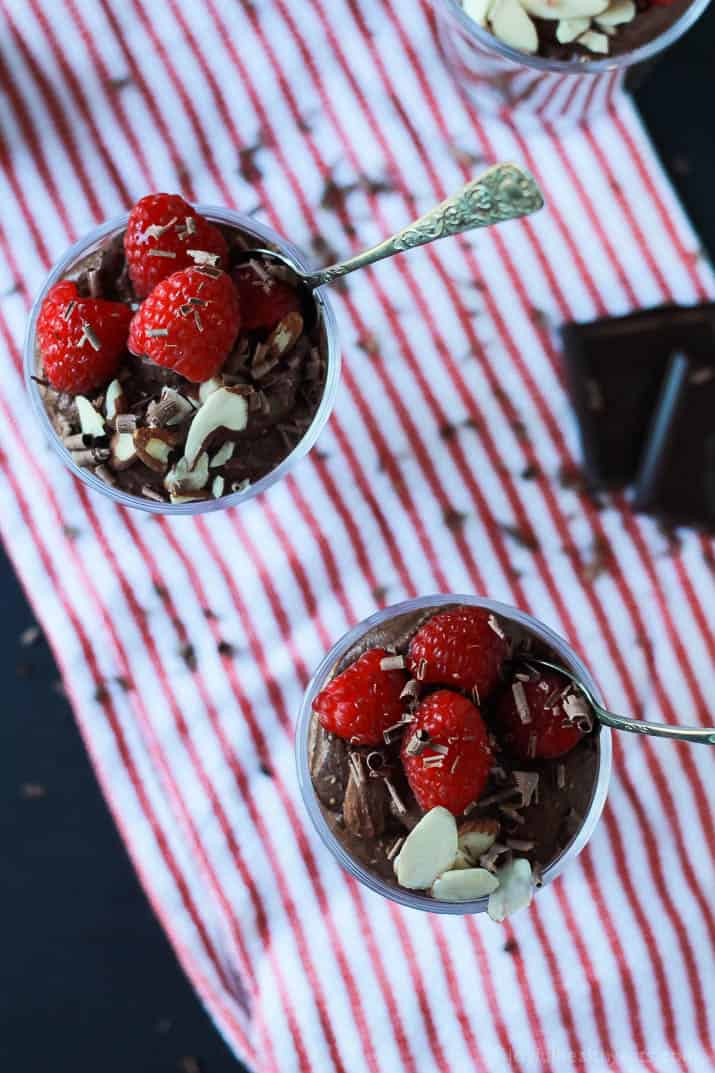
[128, 266, 241, 383]
[232, 262, 301, 333]
[124, 193, 229, 298]
[36, 280, 131, 395]
[401, 691, 492, 815]
[313, 648, 408, 746]
[407, 606, 510, 700]
[495, 672, 585, 760]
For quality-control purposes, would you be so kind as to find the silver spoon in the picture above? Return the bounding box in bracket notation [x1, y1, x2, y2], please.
[527, 657, 715, 746]
[241, 162, 544, 290]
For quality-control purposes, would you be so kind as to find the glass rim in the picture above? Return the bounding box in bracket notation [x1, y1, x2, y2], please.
[436, 0, 711, 75]
[24, 206, 341, 516]
[296, 594, 612, 915]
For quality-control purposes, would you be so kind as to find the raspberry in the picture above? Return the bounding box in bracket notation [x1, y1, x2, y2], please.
[128, 267, 241, 383]
[407, 606, 510, 700]
[233, 262, 301, 333]
[37, 280, 131, 395]
[124, 193, 229, 298]
[401, 691, 492, 815]
[313, 648, 408, 746]
[495, 672, 585, 760]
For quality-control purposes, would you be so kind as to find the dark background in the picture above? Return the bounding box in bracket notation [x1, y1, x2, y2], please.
[2, 18, 713, 1072]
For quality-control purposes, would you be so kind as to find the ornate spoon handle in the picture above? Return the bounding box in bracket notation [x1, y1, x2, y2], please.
[527, 658, 715, 746]
[303, 163, 544, 289]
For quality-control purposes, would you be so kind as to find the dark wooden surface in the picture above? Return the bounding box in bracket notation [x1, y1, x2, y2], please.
[2, 13, 714, 1069]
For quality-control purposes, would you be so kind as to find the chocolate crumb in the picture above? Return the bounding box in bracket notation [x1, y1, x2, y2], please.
[503, 938, 519, 955]
[180, 644, 197, 671]
[217, 640, 235, 658]
[260, 763, 273, 778]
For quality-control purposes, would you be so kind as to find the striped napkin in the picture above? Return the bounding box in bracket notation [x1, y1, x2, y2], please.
[1, 2, 714, 1071]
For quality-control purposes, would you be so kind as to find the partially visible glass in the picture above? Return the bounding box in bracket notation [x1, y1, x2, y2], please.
[428, 0, 711, 123]
[296, 594, 612, 916]
[24, 208, 341, 515]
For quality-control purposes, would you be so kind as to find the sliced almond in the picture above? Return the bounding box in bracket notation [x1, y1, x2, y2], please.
[458, 817, 500, 862]
[394, 806, 458, 891]
[184, 387, 248, 469]
[556, 17, 591, 41]
[521, 0, 608, 17]
[165, 452, 210, 493]
[209, 441, 235, 468]
[489, 0, 538, 53]
[110, 431, 138, 470]
[134, 427, 177, 474]
[463, 0, 494, 24]
[487, 858, 534, 922]
[211, 475, 225, 499]
[104, 379, 126, 422]
[198, 376, 224, 403]
[577, 28, 610, 51]
[76, 396, 106, 439]
[432, 867, 500, 902]
[596, 0, 635, 24]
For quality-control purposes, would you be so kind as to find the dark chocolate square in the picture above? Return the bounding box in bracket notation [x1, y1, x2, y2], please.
[633, 352, 715, 530]
[561, 305, 715, 489]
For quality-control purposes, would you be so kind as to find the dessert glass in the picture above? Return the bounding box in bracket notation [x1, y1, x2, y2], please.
[24, 208, 340, 516]
[296, 594, 612, 915]
[428, 0, 711, 124]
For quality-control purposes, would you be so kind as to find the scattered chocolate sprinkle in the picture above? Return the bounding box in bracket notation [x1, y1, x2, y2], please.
[476, 787, 520, 809]
[422, 755, 445, 769]
[386, 836, 404, 861]
[405, 729, 430, 757]
[443, 507, 468, 531]
[217, 640, 235, 658]
[384, 778, 407, 815]
[450, 754, 461, 775]
[415, 658, 427, 681]
[21, 782, 47, 799]
[61, 300, 76, 320]
[348, 752, 365, 785]
[180, 644, 197, 671]
[513, 771, 539, 808]
[500, 523, 539, 552]
[512, 681, 531, 724]
[260, 762, 273, 778]
[19, 625, 40, 647]
[147, 248, 177, 258]
[503, 938, 519, 955]
[470, 685, 480, 705]
[380, 653, 405, 671]
[79, 322, 101, 351]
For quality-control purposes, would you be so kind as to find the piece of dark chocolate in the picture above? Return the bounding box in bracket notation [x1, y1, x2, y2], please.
[561, 305, 715, 489]
[633, 352, 715, 529]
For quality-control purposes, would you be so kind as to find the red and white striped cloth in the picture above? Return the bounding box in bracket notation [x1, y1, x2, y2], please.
[1, 2, 714, 1071]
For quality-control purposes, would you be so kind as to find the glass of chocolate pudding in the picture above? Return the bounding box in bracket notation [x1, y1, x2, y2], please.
[428, 0, 710, 124]
[296, 595, 612, 917]
[24, 207, 339, 514]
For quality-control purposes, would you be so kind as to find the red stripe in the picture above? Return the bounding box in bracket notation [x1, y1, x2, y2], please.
[0, 327, 255, 1060]
[26, 0, 132, 206]
[324, 0, 712, 1064]
[63, 0, 157, 188]
[395, 14, 712, 1055]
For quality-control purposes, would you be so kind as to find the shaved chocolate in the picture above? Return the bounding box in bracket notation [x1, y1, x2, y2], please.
[634, 351, 715, 529]
[561, 305, 715, 489]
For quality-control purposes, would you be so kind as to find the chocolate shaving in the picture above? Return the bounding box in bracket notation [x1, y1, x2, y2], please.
[380, 654, 405, 671]
[147, 248, 177, 258]
[513, 771, 539, 808]
[506, 839, 535, 852]
[512, 681, 531, 724]
[386, 836, 404, 861]
[487, 614, 506, 639]
[384, 778, 407, 816]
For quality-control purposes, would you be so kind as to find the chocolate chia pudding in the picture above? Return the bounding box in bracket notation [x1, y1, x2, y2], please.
[460, 0, 692, 63]
[303, 600, 606, 918]
[29, 196, 332, 509]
